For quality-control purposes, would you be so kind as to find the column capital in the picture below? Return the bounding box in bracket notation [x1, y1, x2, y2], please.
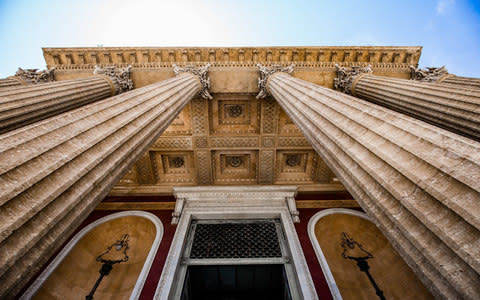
[334, 64, 372, 95]
[409, 65, 449, 82]
[173, 63, 213, 100]
[93, 65, 134, 94]
[14, 67, 55, 84]
[256, 63, 294, 99]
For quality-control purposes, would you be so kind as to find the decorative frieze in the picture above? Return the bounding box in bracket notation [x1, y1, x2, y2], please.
[43, 47, 422, 67]
[258, 150, 275, 184]
[93, 65, 133, 94]
[278, 137, 311, 147]
[261, 98, 277, 134]
[152, 137, 192, 149]
[334, 64, 372, 95]
[191, 99, 208, 135]
[195, 150, 212, 185]
[210, 137, 259, 148]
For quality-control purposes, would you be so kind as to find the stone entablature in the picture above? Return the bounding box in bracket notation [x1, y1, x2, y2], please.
[43, 46, 421, 67]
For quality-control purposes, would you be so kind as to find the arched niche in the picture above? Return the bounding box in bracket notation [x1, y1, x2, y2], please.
[308, 208, 432, 300]
[22, 211, 163, 300]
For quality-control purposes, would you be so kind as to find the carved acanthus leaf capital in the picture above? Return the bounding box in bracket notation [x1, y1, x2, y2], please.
[15, 67, 55, 84]
[409, 65, 449, 82]
[173, 64, 213, 100]
[256, 63, 295, 99]
[94, 65, 134, 94]
[334, 64, 372, 95]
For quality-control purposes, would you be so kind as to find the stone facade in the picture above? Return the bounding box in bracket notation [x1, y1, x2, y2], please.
[0, 46, 479, 300]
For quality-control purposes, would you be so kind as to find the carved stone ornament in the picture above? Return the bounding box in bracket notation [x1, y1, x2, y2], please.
[409, 65, 449, 82]
[334, 64, 372, 95]
[256, 63, 295, 99]
[173, 64, 213, 100]
[15, 67, 55, 84]
[172, 157, 185, 168]
[94, 65, 134, 94]
[286, 154, 300, 167]
[228, 156, 243, 168]
[227, 105, 243, 118]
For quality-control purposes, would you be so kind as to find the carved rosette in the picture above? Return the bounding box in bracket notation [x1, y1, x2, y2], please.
[256, 63, 295, 99]
[15, 67, 55, 84]
[409, 65, 449, 82]
[334, 64, 372, 95]
[93, 65, 134, 94]
[173, 64, 213, 100]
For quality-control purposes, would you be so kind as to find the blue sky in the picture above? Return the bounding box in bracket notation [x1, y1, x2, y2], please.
[1, 0, 479, 77]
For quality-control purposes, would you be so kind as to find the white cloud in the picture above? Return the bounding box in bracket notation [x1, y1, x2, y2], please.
[436, 0, 455, 15]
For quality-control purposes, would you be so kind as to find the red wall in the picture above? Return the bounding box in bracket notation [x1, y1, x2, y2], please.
[295, 208, 334, 300]
[23, 207, 348, 299]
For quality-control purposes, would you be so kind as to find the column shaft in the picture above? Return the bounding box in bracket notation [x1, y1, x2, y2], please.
[0, 72, 201, 299]
[351, 74, 480, 140]
[0, 76, 117, 134]
[267, 72, 480, 300]
[0, 78, 24, 90]
[440, 75, 480, 90]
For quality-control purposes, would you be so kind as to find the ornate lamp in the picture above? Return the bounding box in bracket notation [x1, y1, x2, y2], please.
[86, 234, 130, 300]
[340, 232, 386, 300]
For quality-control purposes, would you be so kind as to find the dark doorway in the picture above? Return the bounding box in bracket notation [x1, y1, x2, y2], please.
[181, 265, 292, 300]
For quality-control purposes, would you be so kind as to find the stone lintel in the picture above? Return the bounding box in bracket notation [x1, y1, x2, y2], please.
[172, 185, 299, 223]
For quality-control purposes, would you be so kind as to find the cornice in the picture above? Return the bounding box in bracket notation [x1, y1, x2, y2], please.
[42, 46, 422, 69]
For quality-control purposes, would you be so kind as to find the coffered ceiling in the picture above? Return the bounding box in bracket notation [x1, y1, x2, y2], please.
[110, 93, 343, 196]
[43, 46, 421, 196]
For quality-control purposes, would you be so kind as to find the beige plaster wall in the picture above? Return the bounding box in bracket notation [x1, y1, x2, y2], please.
[33, 216, 156, 300]
[315, 214, 433, 300]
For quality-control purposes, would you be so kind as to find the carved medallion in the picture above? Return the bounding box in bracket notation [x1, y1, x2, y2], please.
[226, 105, 243, 118]
[228, 156, 243, 168]
[172, 157, 185, 168]
[286, 154, 301, 167]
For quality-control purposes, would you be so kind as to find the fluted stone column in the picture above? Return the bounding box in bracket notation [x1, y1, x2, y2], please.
[411, 65, 480, 90]
[257, 65, 480, 300]
[0, 66, 134, 134]
[0, 77, 25, 90]
[0, 67, 55, 90]
[334, 65, 480, 141]
[0, 64, 210, 299]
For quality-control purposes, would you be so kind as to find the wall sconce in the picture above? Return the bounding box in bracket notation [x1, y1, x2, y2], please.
[341, 232, 386, 300]
[86, 234, 130, 300]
